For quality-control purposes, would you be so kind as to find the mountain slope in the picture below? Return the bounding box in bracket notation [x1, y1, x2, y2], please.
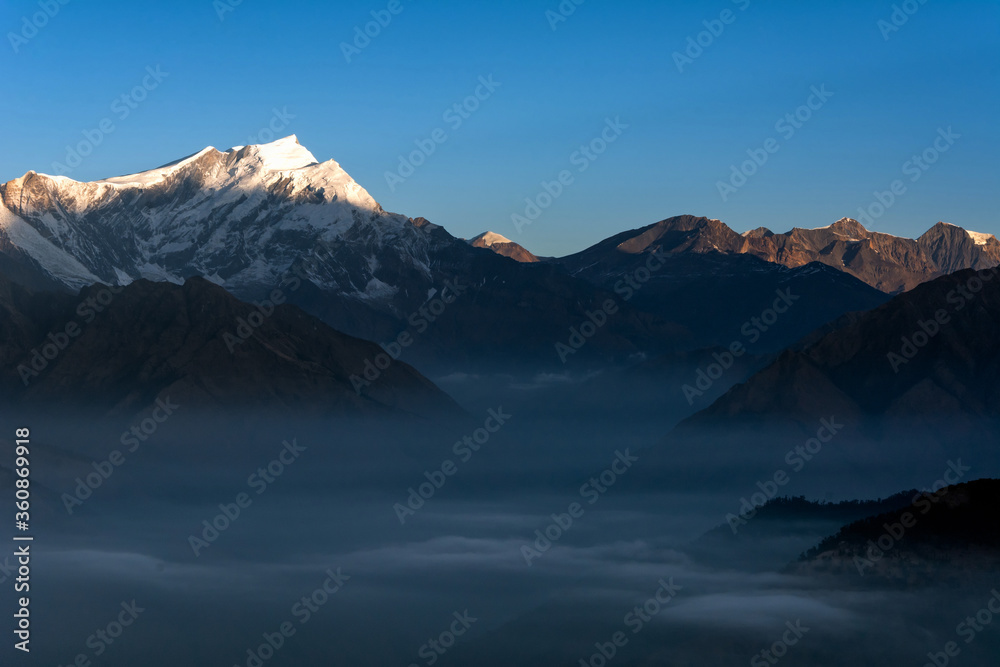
[683, 267, 1000, 425]
[917, 222, 1000, 275]
[794, 479, 1000, 583]
[0, 275, 459, 417]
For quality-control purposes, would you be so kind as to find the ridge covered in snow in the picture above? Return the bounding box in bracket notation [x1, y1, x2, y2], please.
[227, 134, 318, 171]
[967, 230, 996, 246]
[0, 136, 440, 296]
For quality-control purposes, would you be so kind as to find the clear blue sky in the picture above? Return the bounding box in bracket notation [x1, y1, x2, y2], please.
[2, 0, 997, 256]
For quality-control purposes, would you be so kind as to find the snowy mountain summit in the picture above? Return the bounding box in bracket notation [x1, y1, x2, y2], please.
[0, 136, 438, 299]
[467, 231, 539, 263]
[468, 231, 514, 247]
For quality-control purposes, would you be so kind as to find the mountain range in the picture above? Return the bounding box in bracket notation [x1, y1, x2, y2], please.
[476, 215, 1000, 293]
[550, 216, 891, 352]
[0, 137, 691, 371]
[1, 135, 996, 398]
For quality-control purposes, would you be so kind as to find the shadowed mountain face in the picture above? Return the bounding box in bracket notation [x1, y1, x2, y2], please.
[290, 235, 692, 373]
[553, 226, 890, 353]
[684, 268, 1000, 426]
[917, 222, 1000, 274]
[562, 215, 1000, 294]
[0, 275, 459, 417]
[795, 479, 1000, 584]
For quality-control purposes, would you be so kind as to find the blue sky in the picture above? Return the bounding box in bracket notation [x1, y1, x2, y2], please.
[2, 0, 997, 256]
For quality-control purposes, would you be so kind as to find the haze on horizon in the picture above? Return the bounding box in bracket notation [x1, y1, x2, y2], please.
[2, 0, 997, 256]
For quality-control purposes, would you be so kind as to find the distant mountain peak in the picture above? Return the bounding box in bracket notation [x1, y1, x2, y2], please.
[926, 221, 1000, 247]
[467, 231, 539, 263]
[817, 217, 870, 240]
[469, 231, 514, 247]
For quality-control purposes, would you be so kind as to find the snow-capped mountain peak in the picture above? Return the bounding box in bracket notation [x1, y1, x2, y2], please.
[0, 137, 440, 294]
[231, 134, 318, 171]
[93, 135, 365, 202]
[469, 231, 514, 247]
[95, 146, 220, 187]
[467, 230, 539, 263]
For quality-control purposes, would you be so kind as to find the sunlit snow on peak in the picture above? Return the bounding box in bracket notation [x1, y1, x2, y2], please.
[244, 134, 318, 171]
[470, 231, 514, 246]
[967, 230, 996, 246]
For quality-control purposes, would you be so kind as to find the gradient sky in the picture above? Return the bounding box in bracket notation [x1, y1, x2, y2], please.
[2, 0, 997, 256]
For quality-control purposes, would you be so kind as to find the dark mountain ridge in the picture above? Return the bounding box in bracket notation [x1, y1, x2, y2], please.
[682, 267, 1000, 426]
[0, 275, 459, 417]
